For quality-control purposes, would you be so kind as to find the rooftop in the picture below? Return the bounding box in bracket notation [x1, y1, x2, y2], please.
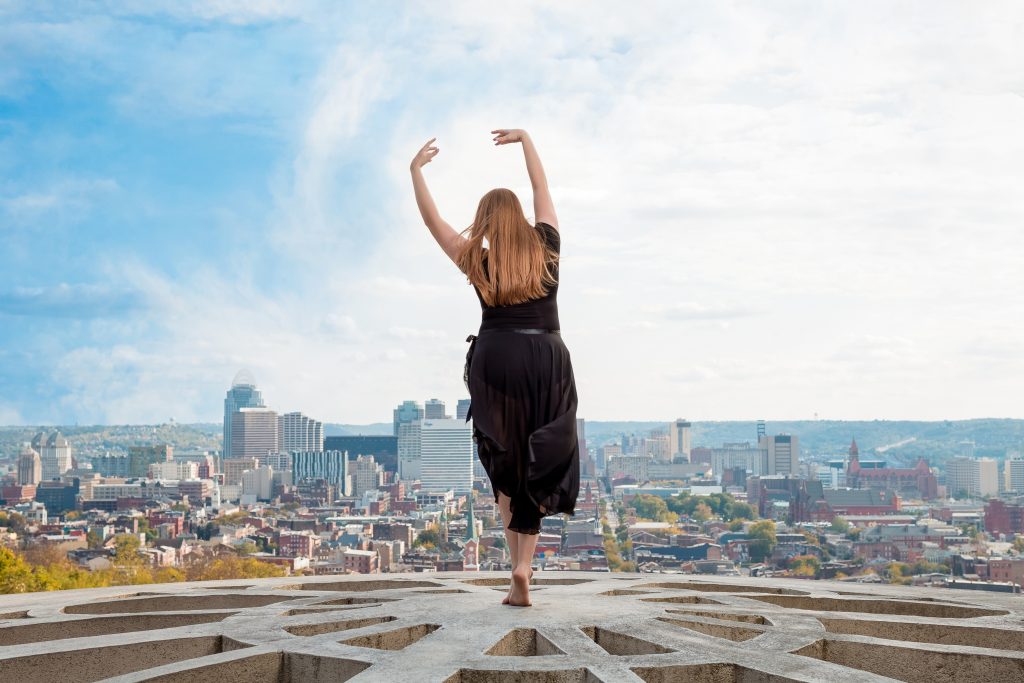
[1, 572, 1022, 682]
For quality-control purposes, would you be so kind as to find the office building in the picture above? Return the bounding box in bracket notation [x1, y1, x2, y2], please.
[393, 400, 424, 436]
[324, 435, 398, 473]
[424, 398, 447, 419]
[420, 418, 474, 493]
[241, 465, 274, 501]
[668, 419, 692, 463]
[351, 455, 385, 496]
[230, 407, 280, 465]
[946, 457, 999, 498]
[292, 450, 350, 496]
[759, 434, 799, 476]
[223, 370, 266, 459]
[398, 420, 422, 481]
[710, 443, 764, 479]
[17, 445, 42, 485]
[33, 430, 73, 480]
[279, 412, 323, 453]
[128, 445, 173, 478]
[457, 399, 471, 421]
[223, 457, 259, 486]
[1004, 456, 1024, 495]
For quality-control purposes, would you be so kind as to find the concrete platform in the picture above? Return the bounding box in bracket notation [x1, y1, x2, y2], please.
[1, 571, 1022, 682]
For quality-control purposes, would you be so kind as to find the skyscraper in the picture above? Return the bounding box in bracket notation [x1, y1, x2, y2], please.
[17, 445, 42, 485]
[668, 418, 692, 463]
[759, 434, 799, 476]
[292, 450, 350, 496]
[456, 399, 471, 421]
[424, 398, 447, 419]
[351, 455, 385, 496]
[279, 412, 324, 452]
[223, 370, 265, 459]
[230, 407, 280, 465]
[420, 418, 474, 493]
[398, 420, 422, 481]
[393, 400, 424, 436]
[33, 430, 72, 481]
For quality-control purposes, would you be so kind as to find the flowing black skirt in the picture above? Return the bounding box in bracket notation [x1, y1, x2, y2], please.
[464, 329, 580, 534]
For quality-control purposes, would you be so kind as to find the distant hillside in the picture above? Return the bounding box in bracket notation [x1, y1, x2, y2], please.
[583, 419, 1024, 466]
[3, 419, 1021, 468]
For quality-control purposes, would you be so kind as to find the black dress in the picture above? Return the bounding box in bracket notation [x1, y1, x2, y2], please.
[462, 221, 580, 535]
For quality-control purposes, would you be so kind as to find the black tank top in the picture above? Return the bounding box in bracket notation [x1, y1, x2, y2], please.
[473, 222, 560, 331]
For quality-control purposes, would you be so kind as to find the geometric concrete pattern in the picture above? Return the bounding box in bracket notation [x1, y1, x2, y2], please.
[1, 572, 1022, 682]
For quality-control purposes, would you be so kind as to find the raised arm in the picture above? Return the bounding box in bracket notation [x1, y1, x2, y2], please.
[492, 128, 558, 229]
[410, 138, 466, 266]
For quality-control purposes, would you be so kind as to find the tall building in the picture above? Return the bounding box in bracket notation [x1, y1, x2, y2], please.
[33, 430, 72, 480]
[759, 434, 799, 476]
[393, 400, 424, 436]
[456, 399, 471, 421]
[279, 412, 323, 453]
[668, 419, 692, 463]
[946, 457, 999, 498]
[577, 418, 593, 476]
[756, 420, 766, 440]
[129, 445, 173, 478]
[420, 418, 474, 493]
[424, 398, 447, 419]
[710, 442, 764, 479]
[351, 455, 385, 496]
[1005, 456, 1024, 495]
[223, 370, 266, 459]
[17, 445, 42, 485]
[223, 457, 259, 486]
[398, 420, 423, 481]
[292, 450, 350, 496]
[230, 407, 280, 465]
[241, 465, 274, 501]
[324, 435, 398, 473]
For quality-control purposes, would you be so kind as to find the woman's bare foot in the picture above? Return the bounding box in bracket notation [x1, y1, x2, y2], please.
[502, 567, 533, 604]
[508, 566, 532, 607]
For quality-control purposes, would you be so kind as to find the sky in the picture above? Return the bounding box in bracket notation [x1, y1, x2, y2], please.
[1, 1, 1023, 426]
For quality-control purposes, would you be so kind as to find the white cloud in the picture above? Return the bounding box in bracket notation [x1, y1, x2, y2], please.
[10, 2, 1024, 423]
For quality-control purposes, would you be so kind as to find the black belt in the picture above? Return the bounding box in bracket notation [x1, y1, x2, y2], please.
[463, 328, 561, 416]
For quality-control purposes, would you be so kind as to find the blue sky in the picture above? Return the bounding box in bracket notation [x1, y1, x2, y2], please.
[2, 2, 1023, 425]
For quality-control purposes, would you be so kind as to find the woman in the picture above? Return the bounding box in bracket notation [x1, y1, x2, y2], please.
[410, 128, 580, 607]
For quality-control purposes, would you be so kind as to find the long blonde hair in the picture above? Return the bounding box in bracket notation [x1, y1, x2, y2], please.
[455, 188, 558, 307]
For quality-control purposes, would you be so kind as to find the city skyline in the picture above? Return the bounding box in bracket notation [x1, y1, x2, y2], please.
[2, 3, 1023, 425]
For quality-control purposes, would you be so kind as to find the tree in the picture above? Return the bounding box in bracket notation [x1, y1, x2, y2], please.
[86, 530, 105, 550]
[1013, 536, 1024, 554]
[829, 516, 850, 534]
[748, 520, 777, 563]
[729, 502, 756, 521]
[236, 541, 259, 556]
[414, 528, 440, 549]
[0, 547, 56, 593]
[788, 555, 820, 578]
[692, 502, 712, 523]
[631, 495, 669, 522]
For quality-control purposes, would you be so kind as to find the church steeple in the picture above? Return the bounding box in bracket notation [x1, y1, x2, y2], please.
[850, 437, 859, 456]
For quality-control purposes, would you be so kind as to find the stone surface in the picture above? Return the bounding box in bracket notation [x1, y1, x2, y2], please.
[0, 571, 1022, 682]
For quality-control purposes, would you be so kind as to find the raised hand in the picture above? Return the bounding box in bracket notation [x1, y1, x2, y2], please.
[411, 137, 439, 169]
[491, 129, 527, 146]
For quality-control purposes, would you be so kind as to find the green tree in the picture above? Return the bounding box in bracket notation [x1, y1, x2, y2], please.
[1012, 536, 1024, 554]
[692, 502, 712, 523]
[631, 494, 669, 521]
[829, 516, 850, 534]
[748, 520, 777, 563]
